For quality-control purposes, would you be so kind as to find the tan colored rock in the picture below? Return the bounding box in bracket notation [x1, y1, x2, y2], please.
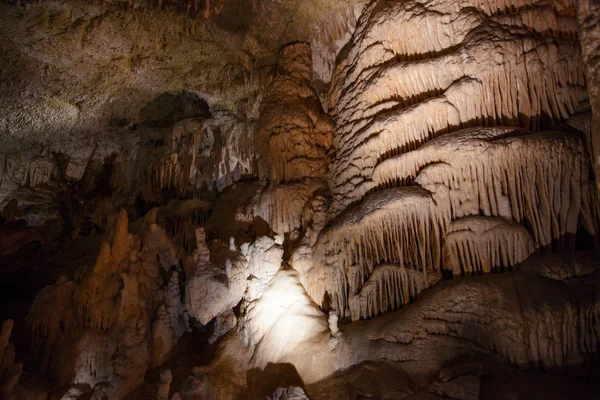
[339, 251, 600, 376]
[443, 216, 538, 276]
[27, 208, 187, 398]
[111, 208, 130, 262]
[257, 42, 333, 184]
[328, 0, 586, 215]
[157, 369, 172, 400]
[577, 0, 600, 195]
[253, 180, 327, 235]
[0, 320, 22, 400]
[312, 0, 597, 320]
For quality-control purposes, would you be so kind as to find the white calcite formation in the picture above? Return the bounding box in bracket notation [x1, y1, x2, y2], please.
[243, 236, 285, 302]
[271, 386, 310, 400]
[185, 228, 247, 325]
[443, 216, 538, 276]
[243, 269, 334, 384]
[309, 0, 599, 320]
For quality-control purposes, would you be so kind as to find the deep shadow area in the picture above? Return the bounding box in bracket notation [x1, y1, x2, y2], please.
[139, 91, 211, 128]
[239, 363, 305, 400]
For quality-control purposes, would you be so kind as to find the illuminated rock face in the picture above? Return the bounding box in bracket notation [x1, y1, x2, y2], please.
[2, 0, 600, 399]
[185, 228, 247, 325]
[310, 0, 600, 321]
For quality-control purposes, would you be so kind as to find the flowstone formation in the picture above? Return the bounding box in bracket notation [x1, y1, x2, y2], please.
[314, 0, 600, 321]
[1, 0, 600, 399]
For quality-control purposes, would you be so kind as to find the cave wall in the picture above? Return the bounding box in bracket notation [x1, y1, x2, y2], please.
[1, 0, 600, 399]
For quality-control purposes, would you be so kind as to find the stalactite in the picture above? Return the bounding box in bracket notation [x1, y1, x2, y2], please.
[253, 181, 326, 235]
[373, 128, 591, 247]
[150, 119, 203, 193]
[27, 155, 56, 188]
[165, 205, 212, 252]
[309, 0, 596, 322]
[327, 1, 585, 216]
[311, 5, 360, 85]
[321, 186, 450, 274]
[443, 216, 538, 276]
[349, 264, 428, 320]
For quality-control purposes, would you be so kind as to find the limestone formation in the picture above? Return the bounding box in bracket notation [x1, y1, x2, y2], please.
[577, 0, 600, 194]
[185, 228, 247, 325]
[0, 320, 22, 400]
[442, 216, 538, 276]
[1, 0, 600, 399]
[339, 251, 600, 374]
[271, 386, 309, 400]
[257, 43, 333, 184]
[311, 0, 599, 320]
[27, 209, 189, 398]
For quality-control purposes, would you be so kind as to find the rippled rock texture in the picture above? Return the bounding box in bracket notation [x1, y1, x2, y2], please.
[1, 0, 600, 399]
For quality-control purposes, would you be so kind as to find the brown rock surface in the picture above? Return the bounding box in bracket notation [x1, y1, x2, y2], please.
[0, 0, 600, 399]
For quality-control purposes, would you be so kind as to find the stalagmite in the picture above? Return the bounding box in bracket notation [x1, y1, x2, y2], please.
[26, 208, 190, 398]
[151, 304, 177, 368]
[257, 43, 333, 184]
[186, 228, 248, 325]
[111, 208, 129, 262]
[0, 320, 22, 400]
[157, 369, 172, 400]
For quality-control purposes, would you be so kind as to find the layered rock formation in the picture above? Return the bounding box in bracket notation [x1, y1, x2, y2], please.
[1, 0, 600, 399]
[308, 0, 600, 321]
